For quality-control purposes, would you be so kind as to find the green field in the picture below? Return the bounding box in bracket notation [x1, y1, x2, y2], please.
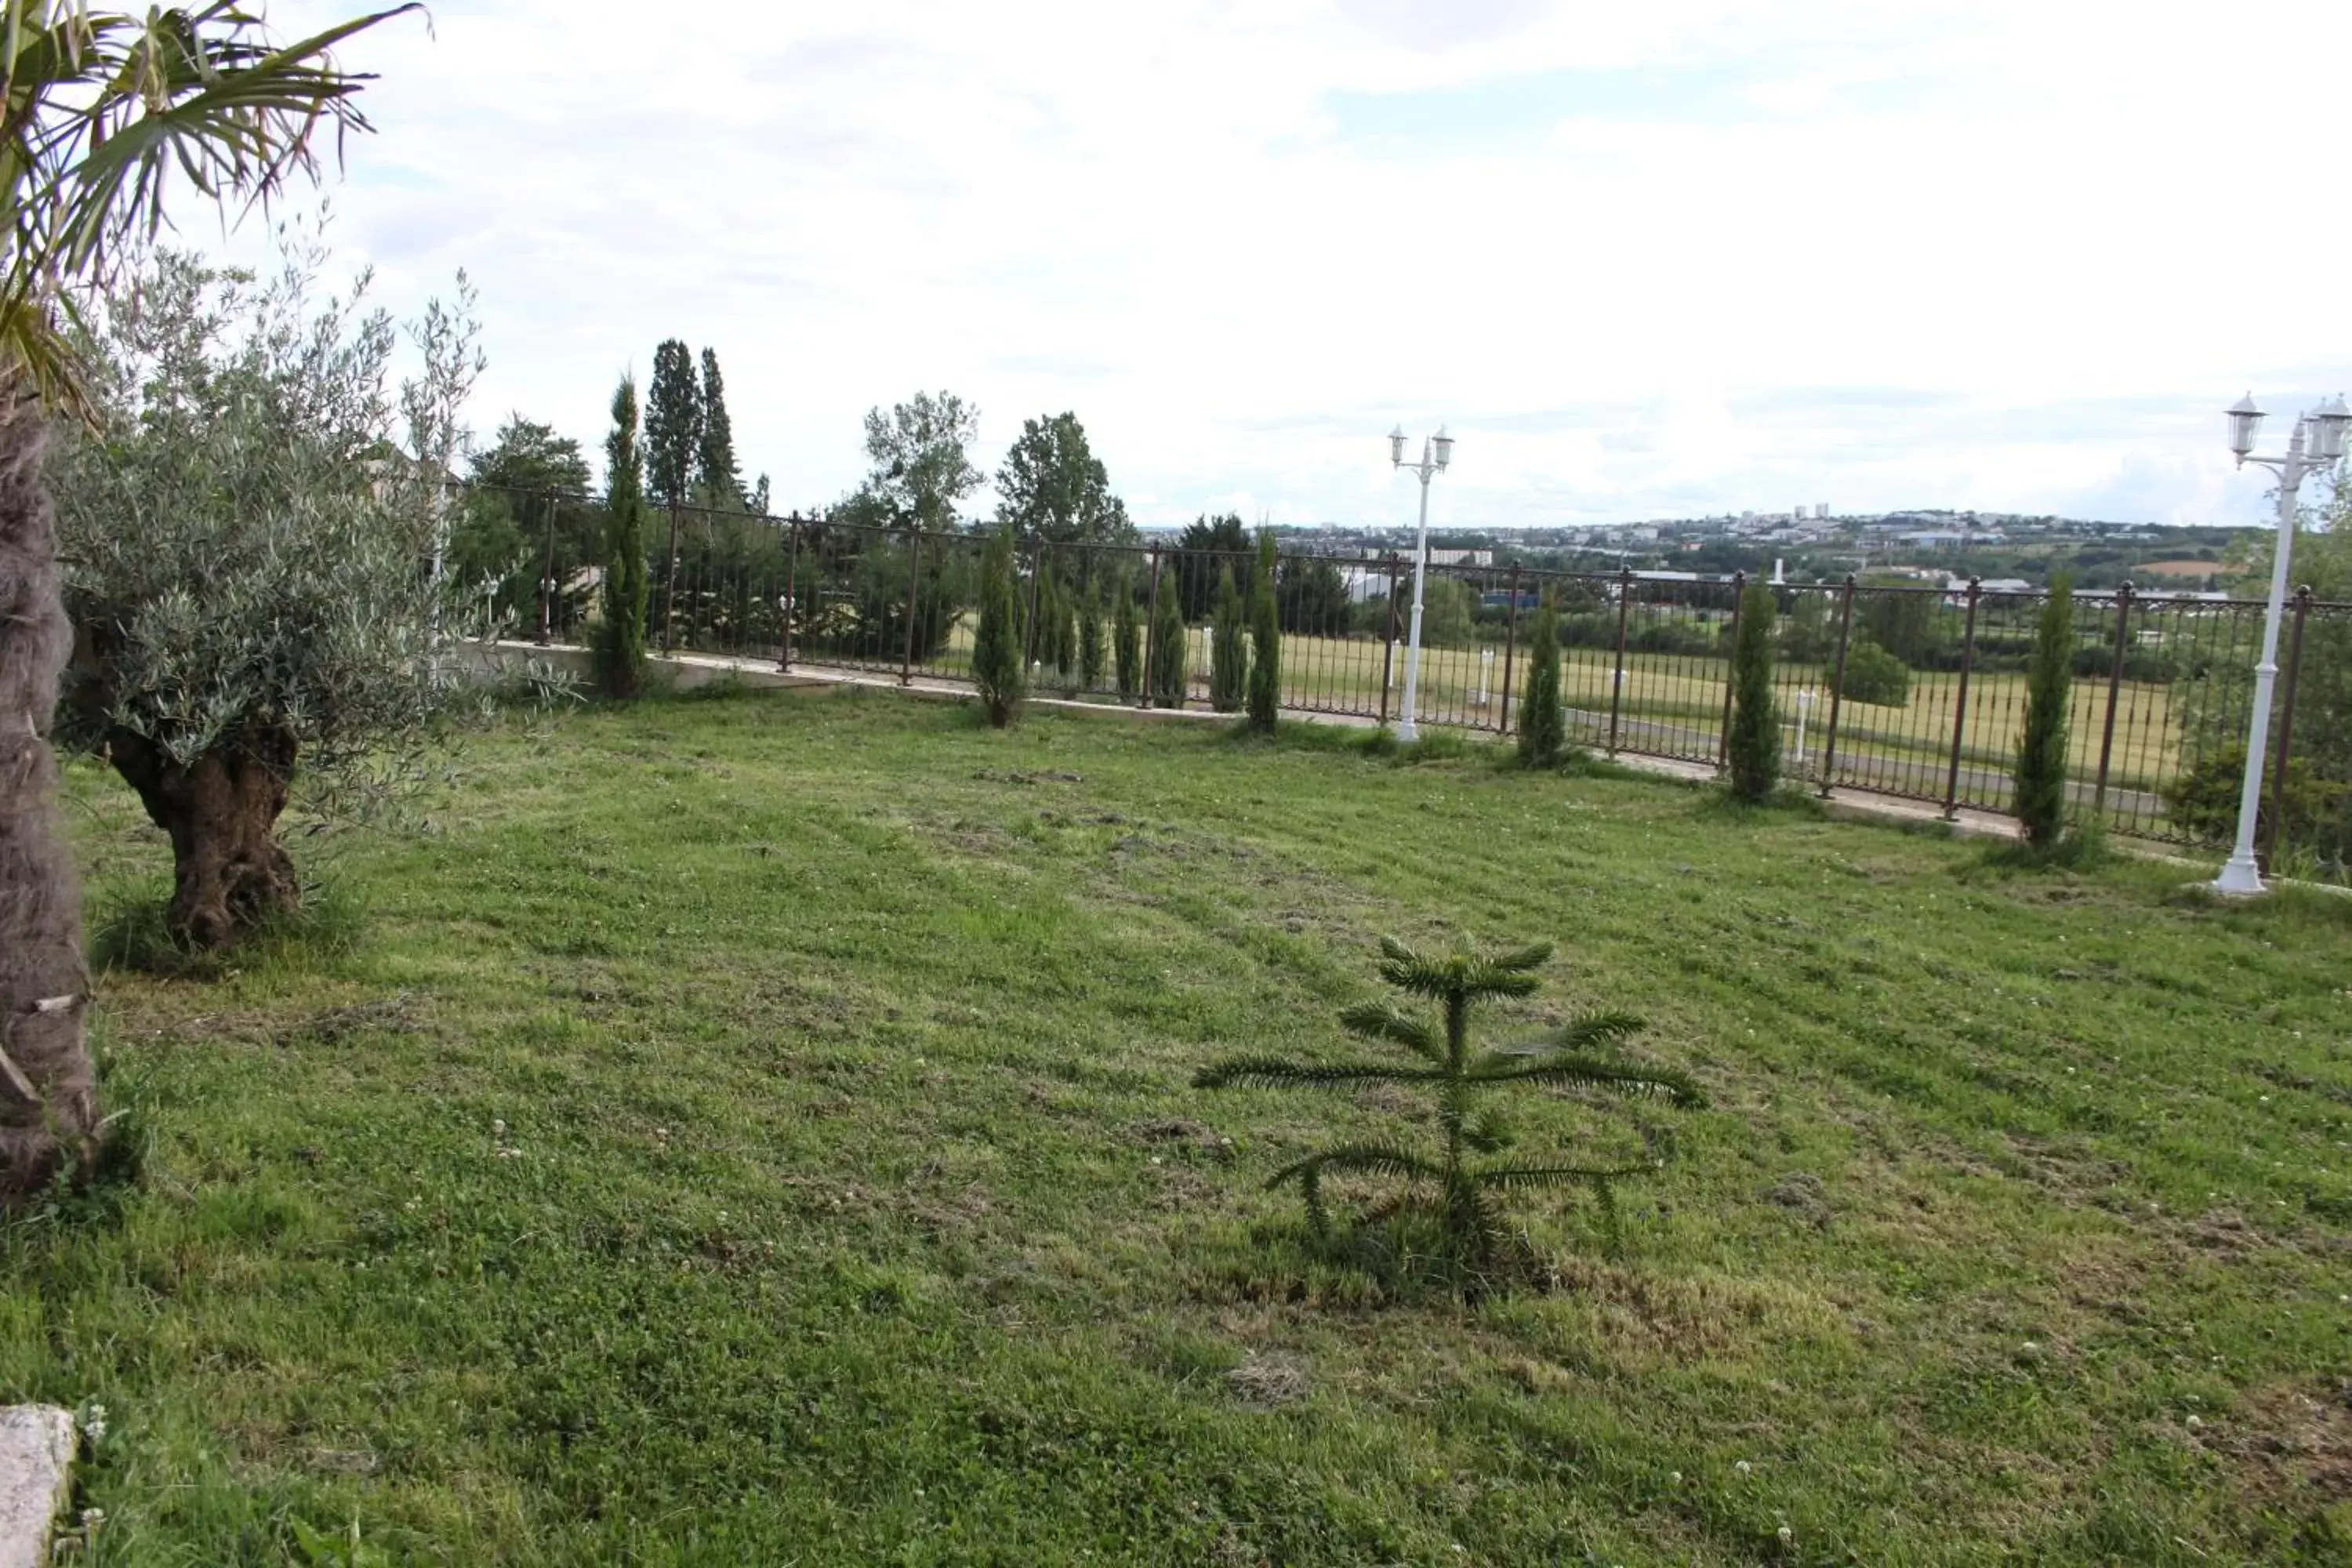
[13, 688, 2350, 1563]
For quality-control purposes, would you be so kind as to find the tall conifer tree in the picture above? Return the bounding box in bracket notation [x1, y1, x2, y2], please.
[1247, 532, 1281, 733]
[697, 347, 741, 506]
[597, 376, 650, 697]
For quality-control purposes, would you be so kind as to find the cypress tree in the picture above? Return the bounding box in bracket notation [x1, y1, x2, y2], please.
[1079, 581, 1105, 691]
[1247, 531, 1280, 733]
[1113, 575, 1140, 699]
[1210, 565, 1246, 712]
[597, 375, 650, 698]
[696, 347, 742, 507]
[644, 339, 701, 511]
[1518, 593, 1564, 768]
[2013, 575, 2075, 852]
[1726, 580, 1780, 800]
[971, 524, 1025, 727]
[1149, 564, 1187, 708]
[1051, 571, 1079, 679]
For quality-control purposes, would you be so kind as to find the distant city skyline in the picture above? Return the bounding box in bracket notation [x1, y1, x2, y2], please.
[248, 0, 2352, 532]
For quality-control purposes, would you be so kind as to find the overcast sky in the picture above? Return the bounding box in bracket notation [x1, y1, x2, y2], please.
[242, 0, 2352, 531]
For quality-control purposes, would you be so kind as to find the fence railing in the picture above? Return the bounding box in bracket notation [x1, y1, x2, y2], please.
[447, 484, 2352, 877]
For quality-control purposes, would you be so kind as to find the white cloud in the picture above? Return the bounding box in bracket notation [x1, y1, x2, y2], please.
[233, 0, 2352, 529]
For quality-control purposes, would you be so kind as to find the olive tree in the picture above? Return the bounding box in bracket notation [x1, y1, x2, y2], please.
[53, 245, 477, 949]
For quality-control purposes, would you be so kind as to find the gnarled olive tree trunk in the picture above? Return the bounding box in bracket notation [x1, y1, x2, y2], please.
[0, 391, 99, 1197]
[106, 726, 299, 950]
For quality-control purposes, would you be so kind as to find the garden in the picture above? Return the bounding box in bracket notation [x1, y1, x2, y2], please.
[3, 9, 2351, 1563]
[11, 690, 2352, 1563]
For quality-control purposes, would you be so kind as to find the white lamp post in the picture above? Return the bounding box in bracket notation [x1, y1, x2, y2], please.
[1388, 423, 1453, 742]
[2212, 391, 2349, 895]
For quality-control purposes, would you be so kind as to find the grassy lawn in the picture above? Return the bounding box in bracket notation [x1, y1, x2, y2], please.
[11, 685, 2352, 1564]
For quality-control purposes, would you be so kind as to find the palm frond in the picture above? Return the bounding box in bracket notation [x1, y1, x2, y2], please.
[1193, 1056, 1441, 1091]
[1338, 999, 1441, 1062]
[1488, 942, 1554, 974]
[1267, 1142, 1441, 1192]
[0, 2, 421, 412]
[1467, 1052, 1704, 1105]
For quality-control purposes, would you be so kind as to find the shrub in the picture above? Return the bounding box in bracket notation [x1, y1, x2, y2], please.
[1247, 532, 1281, 733]
[1196, 935, 1700, 1287]
[2013, 576, 2074, 852]
[1149, 564, 1187, 709]
[2166, 744, 2347, 865]
[971, 524, 1025, 727]
[1726, 582, 1780, 800]
[1834, 636, 1911, 706]
[1209, 565, 1246, 713]
[1113, 575, 1140, 699]
[1517, 596, 1564, 768]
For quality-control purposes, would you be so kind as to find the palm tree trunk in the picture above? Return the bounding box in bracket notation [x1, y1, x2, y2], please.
[0, 386, 99, 1198]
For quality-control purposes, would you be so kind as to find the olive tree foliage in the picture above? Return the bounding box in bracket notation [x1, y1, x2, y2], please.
[51, 245, 479, 946]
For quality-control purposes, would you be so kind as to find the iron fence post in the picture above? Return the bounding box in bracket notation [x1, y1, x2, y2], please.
[1140, 546, 1163, 709]
[1607, 568, 1633, 753]
[1715, 572, 1745, 769]
[900, 528, 924, 684]
[779, 515, 800, 671]
[2262, 584, 2314, 873]
[1378, 554, 1402, 726]
[1941, 577, 1982, 821]
[2092, 580, 2132, 814]
[1498, 564, 1521, 734]
[1817, 574, 1856, 797]
[661, 501, 681, 654]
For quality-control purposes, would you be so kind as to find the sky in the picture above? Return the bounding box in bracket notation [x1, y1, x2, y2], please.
[229, 0, 2352, 532]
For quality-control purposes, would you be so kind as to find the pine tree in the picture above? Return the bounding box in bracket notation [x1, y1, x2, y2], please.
[696, 347, 742, 507]
[1113, 575, 1140, 699]
[2013, 575, 2075, 852]
[1518, 593, 1565, 768]
[1196, 935, 1700, 1282]
[597, 376, 650, 698]
[1209, 564, 1246, 712]
[971, 524, 1025, 727]
[1247, 532, 1281, 733]
[1149, 564, 1187, 708]
[1078, 582, 1105, 691]
[1726, 580, 1780, 800]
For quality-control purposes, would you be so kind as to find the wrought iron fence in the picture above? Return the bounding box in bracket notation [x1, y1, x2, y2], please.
[446, 483, 2351, 876]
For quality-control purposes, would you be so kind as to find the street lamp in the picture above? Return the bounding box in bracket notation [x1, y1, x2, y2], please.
[1388, 423, 1453, 742]
[2211, 391, 2347, 895]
